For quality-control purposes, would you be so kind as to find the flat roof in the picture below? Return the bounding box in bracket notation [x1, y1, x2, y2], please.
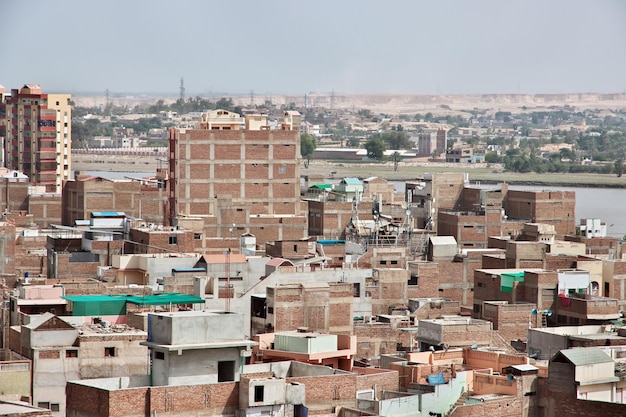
[63, 293, 205, 306]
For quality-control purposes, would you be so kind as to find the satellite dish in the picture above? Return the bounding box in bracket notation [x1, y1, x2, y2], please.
[470, 344, 478, 350]
[428, 346, 435, 352]
[405, 209, 411, 216]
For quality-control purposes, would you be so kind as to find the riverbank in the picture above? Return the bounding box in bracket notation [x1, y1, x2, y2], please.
[71, 154, 626, 188]
[303, 160, 626, 188]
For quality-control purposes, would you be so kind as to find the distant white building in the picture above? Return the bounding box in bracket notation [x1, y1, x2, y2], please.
[576, 218, 608, 238]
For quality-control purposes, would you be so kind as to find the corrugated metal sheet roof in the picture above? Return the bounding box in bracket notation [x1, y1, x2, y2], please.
[558, 347, 613, 366]
[429, 236, 457, 246]
[341, 177, 362, 185]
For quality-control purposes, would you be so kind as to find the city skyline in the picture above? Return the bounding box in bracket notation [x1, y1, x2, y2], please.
[1, 0, 625, 96]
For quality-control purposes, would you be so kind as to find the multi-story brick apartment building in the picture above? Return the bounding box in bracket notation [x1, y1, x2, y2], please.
[0, 84, 71, 193]
[407, 173, 575, 246]
[165, 110, 307, 252]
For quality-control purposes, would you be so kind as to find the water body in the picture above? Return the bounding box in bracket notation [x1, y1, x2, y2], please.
[83, 171, 626, 238]
[388, 181, 626, 238]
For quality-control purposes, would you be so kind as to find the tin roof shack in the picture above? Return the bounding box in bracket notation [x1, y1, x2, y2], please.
[543, 347, 626, 416]
[141, 310, 256, 386]
[417, 317, 492, 351]
[251, 331, 356, 371]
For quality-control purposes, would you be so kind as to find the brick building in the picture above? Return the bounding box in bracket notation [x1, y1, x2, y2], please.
[406, 172, 467, 231]
[166, 111, 307, 252]
[0, 171, 61, 228]
[265, 281, 354, 335]
[8, 313, 147, 416]
[0, 85, 71, 193]
[504, 189, 575, 239]
[62, 174, 167, 226]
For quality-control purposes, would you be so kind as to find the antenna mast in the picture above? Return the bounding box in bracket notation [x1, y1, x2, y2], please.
[179, 77, 185, 102]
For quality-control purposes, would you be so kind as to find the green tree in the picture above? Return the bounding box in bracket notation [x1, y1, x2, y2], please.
[485, 152, 501, 163]
[615, 158, 624, 178]
[392, 151, 400, 171]
[347, 137, 360, 148]
[364, 137, 386, 160]
[300, 134, 316, 168]
[373, 131, 412, 150]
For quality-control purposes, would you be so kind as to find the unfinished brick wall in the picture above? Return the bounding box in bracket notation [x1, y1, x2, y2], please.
[354, 324, 412, 358]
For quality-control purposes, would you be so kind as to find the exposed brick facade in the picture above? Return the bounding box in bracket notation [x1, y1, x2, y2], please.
[168, 126, 307, 252]
[62, 175, 167, 226]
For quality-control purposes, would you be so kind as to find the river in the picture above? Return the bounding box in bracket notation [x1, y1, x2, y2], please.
[82, 171, 626, 239]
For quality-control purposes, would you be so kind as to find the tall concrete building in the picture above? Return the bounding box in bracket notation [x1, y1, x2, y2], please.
[0, 84, 71, 193]
[165, 110, 307, 252]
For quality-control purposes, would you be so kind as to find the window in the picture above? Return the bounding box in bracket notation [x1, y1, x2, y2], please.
[353, 283, 360, 297]
[254, 385, 265, 402]
[218, 360, 235, 382]
[155, 351, 165, 360]
[194, 233, 202, 240]
[293, 244, 298, 251]
[476, 226, 485, 233]
[380, 260, 387, 265]
[66, 349, 78, 358]
[51, 404, 60, 412]
[104, 347, 116, 357]
[390, 260, 398, 265]
[267, 306, 274, 314]
[38, 402, 50, 410]
[477, 282, 485, 288]
[169, 236, 178, 245]
[278, 166, 286, 174]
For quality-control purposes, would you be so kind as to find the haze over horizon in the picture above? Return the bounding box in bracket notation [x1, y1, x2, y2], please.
[2, 0, 625, 97]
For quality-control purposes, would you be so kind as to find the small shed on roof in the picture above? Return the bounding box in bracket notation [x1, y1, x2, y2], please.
[334, 177, 364, 198]
[553, 347, 613, 366]
[265, 258, 294, 276]
[428, 236, 458, 260]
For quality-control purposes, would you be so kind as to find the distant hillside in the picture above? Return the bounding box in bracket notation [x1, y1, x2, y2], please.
[72, 93, 626, 115]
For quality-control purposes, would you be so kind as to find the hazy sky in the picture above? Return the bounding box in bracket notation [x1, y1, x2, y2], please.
[1, 0, 625, 96]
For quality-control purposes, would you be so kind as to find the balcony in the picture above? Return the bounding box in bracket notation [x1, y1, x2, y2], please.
[556, 294, 620, 321]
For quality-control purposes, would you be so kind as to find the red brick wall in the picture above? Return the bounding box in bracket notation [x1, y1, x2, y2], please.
[450, 397, 522, 417]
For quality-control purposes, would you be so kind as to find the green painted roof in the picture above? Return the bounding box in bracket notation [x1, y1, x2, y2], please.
[126, 293, 205, 306]
[310, 184, 332, 189]
[63, 293, 205, 307]
[501, 272, 525, 278]
[557, 348, 613, 366]
[63, 295, 129, 303]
